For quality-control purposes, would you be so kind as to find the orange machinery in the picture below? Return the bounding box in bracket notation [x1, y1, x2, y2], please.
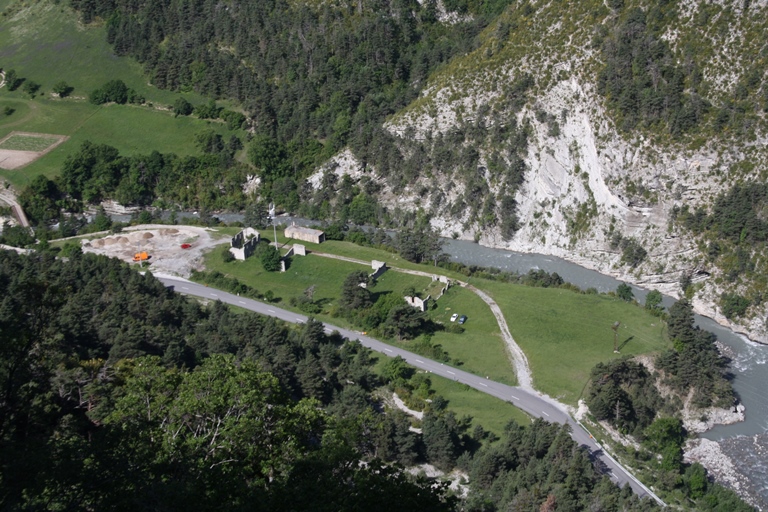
[133, 251, 150, 262]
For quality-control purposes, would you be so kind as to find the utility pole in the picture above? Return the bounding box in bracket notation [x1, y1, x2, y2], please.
[612, 321, 621, 353]
[269, 202, 277, 249]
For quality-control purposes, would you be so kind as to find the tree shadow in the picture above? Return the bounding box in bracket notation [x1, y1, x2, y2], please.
[617, 336, 634, 352]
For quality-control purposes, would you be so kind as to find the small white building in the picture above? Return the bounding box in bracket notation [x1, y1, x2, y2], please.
[285, 223, 325, 244]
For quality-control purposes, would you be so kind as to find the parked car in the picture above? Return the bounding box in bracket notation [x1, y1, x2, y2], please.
[458, 315, 468, 324]
[450, 313, 459, 322]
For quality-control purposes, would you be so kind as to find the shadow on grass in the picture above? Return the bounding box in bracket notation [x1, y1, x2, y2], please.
[617, 336, 635, 352]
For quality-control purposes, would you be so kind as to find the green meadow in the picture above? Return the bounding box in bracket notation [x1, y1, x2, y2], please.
[427, 376, 531, 434]
[0, 0, 240, 187]
[202, 234, 669, 402]
[481, 282, 669, 405]
[202, 241, 517, 385]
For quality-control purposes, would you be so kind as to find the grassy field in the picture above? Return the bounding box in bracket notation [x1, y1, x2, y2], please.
[370, 357, 529, 438]
[481, 282, 669, 405]
[0, 0, 208, 106]
[203, 243, 517, 385]
[201, 234, 670, 396]
[0, 0, 242, 187]
[428, 375, 531, 434]
[0, 97, 241, 186]
[0, 133, 60, 151]
[421, 284, 516, 385]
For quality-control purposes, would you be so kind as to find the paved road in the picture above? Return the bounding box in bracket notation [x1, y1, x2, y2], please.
[312, 251, 534, 390]
[158, 275, 665, 507]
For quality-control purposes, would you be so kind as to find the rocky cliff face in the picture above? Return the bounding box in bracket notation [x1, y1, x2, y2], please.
[316, 0, 768, 342]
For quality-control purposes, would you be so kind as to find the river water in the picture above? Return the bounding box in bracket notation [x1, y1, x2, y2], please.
[440, 238, 768, 508]
[121, 211, 768, 506]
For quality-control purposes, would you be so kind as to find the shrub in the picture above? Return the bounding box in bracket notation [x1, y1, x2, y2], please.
[720, 293, 750, 319]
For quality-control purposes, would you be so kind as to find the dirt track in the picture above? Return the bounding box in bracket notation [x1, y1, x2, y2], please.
[81, 225, 228, 277]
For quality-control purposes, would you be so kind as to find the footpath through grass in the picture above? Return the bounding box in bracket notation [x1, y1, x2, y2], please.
[202, 242, 517, 385]
[202, 235, 670, 397]
[480, 281, 669, 405]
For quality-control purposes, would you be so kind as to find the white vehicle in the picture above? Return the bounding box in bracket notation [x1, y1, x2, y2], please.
[450, 313, 459, 322]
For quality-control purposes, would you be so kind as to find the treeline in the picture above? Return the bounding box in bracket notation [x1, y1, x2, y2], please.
[583, 296, 748, 509]
[656, 299, 734, 408]
[19, 141, 248, 226]
[70, 0, 495, 169]
[0, 249, 668, 510]
[66, 0, 534, 232]
[0, 250, 449, 508]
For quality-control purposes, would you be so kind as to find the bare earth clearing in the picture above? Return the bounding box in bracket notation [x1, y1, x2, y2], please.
[0, 132, 68, 170]
[81, 225, 228, 277]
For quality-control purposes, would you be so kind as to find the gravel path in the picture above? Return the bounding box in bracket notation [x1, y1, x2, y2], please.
[312, 251, 533, 390]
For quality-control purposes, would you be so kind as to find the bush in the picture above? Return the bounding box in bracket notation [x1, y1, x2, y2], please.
[90, 79, 130, 104]
[173, 97, 194, 116]
[720, 293, 750, 319]
[52, 81, 73, 98]
[260, 245, 281, 272]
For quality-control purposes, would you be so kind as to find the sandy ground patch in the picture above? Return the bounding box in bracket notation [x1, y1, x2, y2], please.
[0, 132, 68, 170]
[81, 225, 229, 277]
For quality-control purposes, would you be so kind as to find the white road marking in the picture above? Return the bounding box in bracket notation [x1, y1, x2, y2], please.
[510, 395, 519, 400]
[268, 309, 275, 313]
[415, 360, 424, 364]
[384, 348, 393, 353]
[182, 286, 189, 290]
[238, 301, 246, 305]
[542, 411, 550, 417]
[479, 382, 488, 387]
[446, 371, 455, 375]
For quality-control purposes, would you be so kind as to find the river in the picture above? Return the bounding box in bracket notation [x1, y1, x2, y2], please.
[440, 237, 768, 508]
[116, 211, 768, 507]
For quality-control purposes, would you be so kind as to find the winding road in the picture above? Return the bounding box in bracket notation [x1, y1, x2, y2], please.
[157, 274, 666, 507]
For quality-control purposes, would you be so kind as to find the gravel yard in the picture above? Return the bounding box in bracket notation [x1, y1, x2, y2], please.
[81, 225, 228, 277]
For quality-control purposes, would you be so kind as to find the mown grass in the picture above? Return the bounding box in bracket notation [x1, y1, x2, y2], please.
[0, 97, 240, 187]
[427, 375, 531, 435]
[201, 235, 669, 397]
[421, 284, 516, 385]
[480, 281, 669, 405]
[203, 242, 517, 385]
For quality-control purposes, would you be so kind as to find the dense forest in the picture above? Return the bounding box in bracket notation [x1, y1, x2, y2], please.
[674, 181, 768, 320]
[0, 250, 664, 510]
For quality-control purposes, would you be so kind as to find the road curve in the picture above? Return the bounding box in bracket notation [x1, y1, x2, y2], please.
[157, 275, 665, 507]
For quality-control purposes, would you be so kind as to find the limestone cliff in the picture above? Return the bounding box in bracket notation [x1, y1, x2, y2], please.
[317, 0, 768, 343]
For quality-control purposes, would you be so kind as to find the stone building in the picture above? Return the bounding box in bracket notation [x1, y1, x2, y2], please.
[284, 223, 325, 244]
[229, 227, 260, 260]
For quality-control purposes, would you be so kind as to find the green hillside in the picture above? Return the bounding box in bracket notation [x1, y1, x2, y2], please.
[0, 0, 237, 187]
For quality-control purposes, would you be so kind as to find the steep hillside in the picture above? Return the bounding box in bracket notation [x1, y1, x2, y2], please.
[347, 0, 768, 343]
[25, 0, 768, 342]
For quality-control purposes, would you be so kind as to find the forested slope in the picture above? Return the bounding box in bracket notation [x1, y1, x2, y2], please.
[53, 0, 768, 345]
[0, 251, 660, 510]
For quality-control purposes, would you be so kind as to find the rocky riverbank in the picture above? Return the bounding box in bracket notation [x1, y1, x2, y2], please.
[685, 436, 768, 511]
